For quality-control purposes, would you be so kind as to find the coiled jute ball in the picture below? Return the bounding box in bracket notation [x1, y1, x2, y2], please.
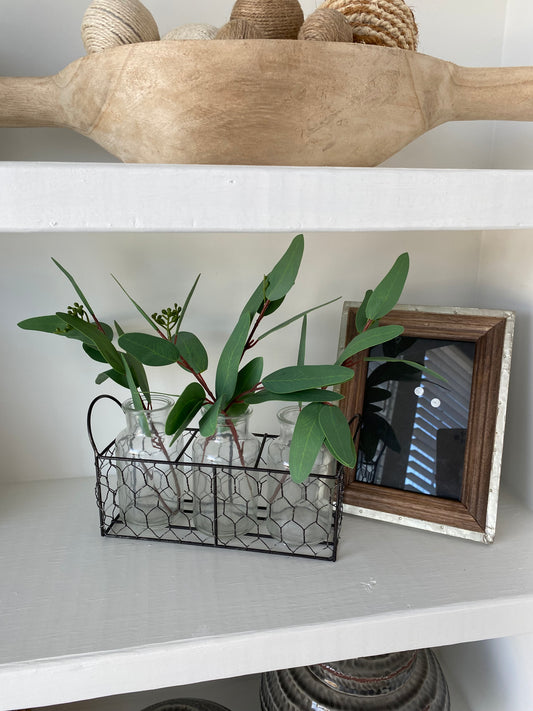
[215, 19, 265, 39]
[81, 0, 160, 54]
[318, 0, 418, 50]
[298, 8, 353, 42]
[163, 24, 219, 40]
[230, 0, 304, 39]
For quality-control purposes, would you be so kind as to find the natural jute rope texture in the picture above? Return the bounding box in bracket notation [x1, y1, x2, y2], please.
[318, 0, 418, 50]
[81, 0, 160, 54]
[163, 24, 219, 40]
[216, 19, 265, 39]
[298, 8, 354, 42]
[230, 0, 304, 39]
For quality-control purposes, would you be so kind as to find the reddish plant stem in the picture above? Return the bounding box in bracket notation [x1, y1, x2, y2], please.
[243, 299, 271, 355]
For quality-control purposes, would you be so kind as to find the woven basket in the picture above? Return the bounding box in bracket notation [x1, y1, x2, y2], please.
[81, 0, 160, 54]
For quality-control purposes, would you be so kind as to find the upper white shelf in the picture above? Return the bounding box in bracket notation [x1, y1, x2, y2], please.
[2, 163, 533, 232]
[1, 477, 533, 710]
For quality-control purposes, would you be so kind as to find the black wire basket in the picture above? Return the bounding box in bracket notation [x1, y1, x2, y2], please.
[89, 395, 344, 561]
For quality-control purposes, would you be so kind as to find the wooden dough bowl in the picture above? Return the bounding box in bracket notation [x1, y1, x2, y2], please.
[2, 40, 533, 166]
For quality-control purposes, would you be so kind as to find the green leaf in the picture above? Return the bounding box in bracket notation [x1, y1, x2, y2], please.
[365, 253, 409, 321]
[215, 311, 251, 407]
[365, 356, 448, 383]
[242, 277, 268, 317]
[244, 388, 343, 405]
[288, 403, 326, 483]
[124, 352, 151, 404]
[112, 275, 162, 336]
[256, 296, 341, 342]
[95, 369, 129, 389]
[234, 357, 264, 398]
[175, 331, 208, 373]
[118, 332, 179, 366]
[355, 291, 373, 333]
[261, 297, 284, 316]
[262, 364, 353, 394]
[264, 234, 304, 301]
[224, 402, 250, 418]
[17, 314, 69, 334]
[83, 343, 107, 363]
[52, 258, 98, 322]
[297, 314, 307, 367]
[165, 382, 206, 438]
[56, 311, 124, 373]
[120, 354, 151, 436]
[175, 274, 201, 333]
[199, 400, 222, 437]
[319, 405, 356, 468]
[336, 324, 405, 365]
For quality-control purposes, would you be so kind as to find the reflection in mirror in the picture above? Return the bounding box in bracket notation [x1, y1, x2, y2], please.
[356, 337, 476, 500]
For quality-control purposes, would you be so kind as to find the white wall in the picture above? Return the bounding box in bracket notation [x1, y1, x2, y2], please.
[2, 0, 533, 708]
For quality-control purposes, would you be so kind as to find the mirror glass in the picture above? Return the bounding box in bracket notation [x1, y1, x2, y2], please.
[355, 337, 476, 500]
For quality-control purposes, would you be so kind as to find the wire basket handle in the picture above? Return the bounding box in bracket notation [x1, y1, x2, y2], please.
[87, 394, 122, 456]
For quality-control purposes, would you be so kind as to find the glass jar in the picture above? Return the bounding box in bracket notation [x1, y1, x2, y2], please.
[115, 395, 184, 529]
[192, 409, 260, 541]
[266, 406, 335, 547]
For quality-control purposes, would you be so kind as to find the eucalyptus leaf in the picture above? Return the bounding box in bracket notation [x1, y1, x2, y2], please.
[112, 275, 162, 335]
[124, 352, 151, 403]
[261, 297, 284, 316]
[336, 324, 405, 366]
[17, 314, 70, 334]
[262, 364, 353, 394]
[175, 274, 201, 333]
[297, 314, 307, 367]
[215, 311, 251, 407]
[355, 290, 373, 333]
[120, 354, 151, 437]
[365, 253, 409, 321]
[319, 405, 356, 468]
[165, 382, 205, 437]
[244, 388, 344, 405]
[366, 360, 423, 388]
[52, 258, 98, 322]
[288, 403, 326, 483]
[57, 311, 124, 373]
[83, 343, 107, 363]
[176, 331, 208, 373]
[234, 357, 264, 398]
[256, 296, 341, 342]
[199, 400, 222, 437]
[365, 386, 392, 403]
[118, 332, 179, 366]
[95, 369, 129, 389]
[242, 277, 268, 317]
[264, 234, 304, 301]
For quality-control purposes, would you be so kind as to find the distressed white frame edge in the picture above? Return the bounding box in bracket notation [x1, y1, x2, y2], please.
[338, 303, 516, 544]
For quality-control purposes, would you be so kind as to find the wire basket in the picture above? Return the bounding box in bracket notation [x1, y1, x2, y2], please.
[89, 396, 344, 561]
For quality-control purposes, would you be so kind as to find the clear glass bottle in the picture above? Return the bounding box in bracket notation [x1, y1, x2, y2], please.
[115, 395, 184, 529]
[192, 409, 260, 541]
[266, 406, 335, 546]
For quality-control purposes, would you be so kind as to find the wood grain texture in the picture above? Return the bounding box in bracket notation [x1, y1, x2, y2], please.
[339, 306, 512, 539]
[1, 41, 533, 165]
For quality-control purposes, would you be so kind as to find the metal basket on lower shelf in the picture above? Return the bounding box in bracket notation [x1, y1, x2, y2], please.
[89, 403, 344, 562]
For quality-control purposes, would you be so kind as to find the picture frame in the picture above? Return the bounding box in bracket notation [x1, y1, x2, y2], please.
[337, 304, 515, 543]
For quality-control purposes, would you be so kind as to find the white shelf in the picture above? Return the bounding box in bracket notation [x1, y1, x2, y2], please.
[2, 163, 533, 232]
[1, 477, 532, 710]
[39, 664, 472, 711]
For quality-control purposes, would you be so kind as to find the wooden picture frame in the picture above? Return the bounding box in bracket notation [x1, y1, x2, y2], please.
[338, 304, 515, 543]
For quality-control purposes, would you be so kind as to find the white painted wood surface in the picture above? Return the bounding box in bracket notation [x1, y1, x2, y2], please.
[0, 477, 531, 709]
[2, 163, 533, 233]
[39, 664, 472, 711]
